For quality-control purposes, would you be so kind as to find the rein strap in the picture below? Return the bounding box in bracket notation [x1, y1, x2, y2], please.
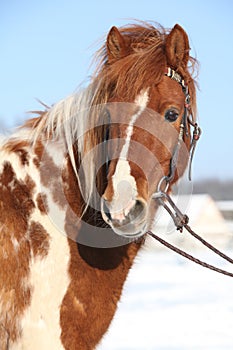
[150, 190, 233, 278]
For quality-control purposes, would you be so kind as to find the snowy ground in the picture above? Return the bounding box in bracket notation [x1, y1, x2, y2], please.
[98, 238, 233, 350]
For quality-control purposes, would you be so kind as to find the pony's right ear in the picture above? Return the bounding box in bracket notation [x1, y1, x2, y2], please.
[106, 26, 128, 61]
[165, 24, 190, 69]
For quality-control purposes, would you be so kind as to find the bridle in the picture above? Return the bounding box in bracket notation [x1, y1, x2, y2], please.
[103, 68, 202, 231]
[165, 67, 201, 182]
[149, 69, 233, 278]
[152, 67, 201, 231]
[163, 67, 201, 183]
[104, 68, 201, 184]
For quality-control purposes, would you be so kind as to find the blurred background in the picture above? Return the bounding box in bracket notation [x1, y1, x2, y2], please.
[1, 1, 233, 349]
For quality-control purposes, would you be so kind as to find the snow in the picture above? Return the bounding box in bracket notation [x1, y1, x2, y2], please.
[98, 241, 233, 350]
[217, 201, 233, 212]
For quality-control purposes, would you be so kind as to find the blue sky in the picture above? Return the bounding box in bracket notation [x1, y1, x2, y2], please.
[1, 0, 233, 180]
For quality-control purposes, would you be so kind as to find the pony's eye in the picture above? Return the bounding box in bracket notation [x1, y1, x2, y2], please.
[164, 109, 179, 122]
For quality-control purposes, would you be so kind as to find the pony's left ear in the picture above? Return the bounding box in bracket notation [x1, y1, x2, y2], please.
[165, 24, 190, 69]
[106, 26, 128, 61]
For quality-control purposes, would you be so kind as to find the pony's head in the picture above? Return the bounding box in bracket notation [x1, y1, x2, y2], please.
[83, 23, 197, 238]
[32, 22, 197, 242]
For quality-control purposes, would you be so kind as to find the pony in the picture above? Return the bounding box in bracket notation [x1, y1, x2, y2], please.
[0, 22, 197, 349]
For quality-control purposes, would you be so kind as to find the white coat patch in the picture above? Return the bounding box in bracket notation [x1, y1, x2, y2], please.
[11, 210, 70, 350]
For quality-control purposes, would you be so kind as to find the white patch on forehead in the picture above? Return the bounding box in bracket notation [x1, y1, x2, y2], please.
[120, 89, 149, 159]
[111, 89, 149, 210]
[135, 88, 149, 107]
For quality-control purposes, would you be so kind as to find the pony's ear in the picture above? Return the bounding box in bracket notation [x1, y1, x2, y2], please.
[106, 26, 128, 61]
[165, 24, 190, 69]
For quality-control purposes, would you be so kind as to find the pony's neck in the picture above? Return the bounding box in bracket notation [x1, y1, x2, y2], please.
[55, 154, 144, 349]
[60, 238, 143, 349]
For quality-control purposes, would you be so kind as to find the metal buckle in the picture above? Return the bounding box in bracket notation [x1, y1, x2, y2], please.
[152, 190, 189, 232]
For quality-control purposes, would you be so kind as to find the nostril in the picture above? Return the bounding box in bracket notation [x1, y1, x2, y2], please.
[102, 200, 112, 222]
[128, 200, 146, 220]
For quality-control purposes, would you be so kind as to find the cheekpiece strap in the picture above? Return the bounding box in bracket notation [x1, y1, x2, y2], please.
[164, 67, 201, 181]
[165, 67, 188, 95]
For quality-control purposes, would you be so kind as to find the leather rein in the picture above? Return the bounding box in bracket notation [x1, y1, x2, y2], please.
[148, 68, 233, 278]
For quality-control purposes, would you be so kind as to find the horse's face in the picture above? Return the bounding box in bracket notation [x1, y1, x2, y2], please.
[100, 24, 194, 238]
